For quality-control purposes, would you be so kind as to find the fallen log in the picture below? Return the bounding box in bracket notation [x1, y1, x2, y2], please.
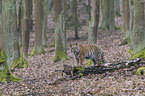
[51, 58, 141, 85]
[57, 58, 141, 78]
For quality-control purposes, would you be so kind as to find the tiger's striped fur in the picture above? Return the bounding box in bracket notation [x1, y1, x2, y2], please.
[70, 43, 105, 67]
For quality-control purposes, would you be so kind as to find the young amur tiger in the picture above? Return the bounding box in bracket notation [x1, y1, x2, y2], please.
[70, 43, 105, 67]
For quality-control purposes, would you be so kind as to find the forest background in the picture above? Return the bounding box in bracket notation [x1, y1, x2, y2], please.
[0, 0, 145, 95]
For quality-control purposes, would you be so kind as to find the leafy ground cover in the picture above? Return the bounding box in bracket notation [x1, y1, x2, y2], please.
[0, 22, 145, 95]
[1, 2, 145, 95]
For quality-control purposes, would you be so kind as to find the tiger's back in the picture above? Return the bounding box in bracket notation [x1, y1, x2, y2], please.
[70, 43, 105, 67]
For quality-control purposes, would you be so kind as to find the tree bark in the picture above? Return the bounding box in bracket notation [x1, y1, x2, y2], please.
[110, 0, 115, 30]
[30, 0, 33, 31]
[11, 0, 20, 62]
[133, 0, 144, 54]
[22, 0, 31, 59]
[88, 0, 91, 21]
[72, 0, 79, 39]
[62, 0, 67, 54]
[0, 0, 21, 82]
[129, 0, 134, 50]
[115, 0, 121, 16]
[0, 0, 2, 48]
[52, 0, 68, 62]
[122, 0, 130, 38]
[42, 0, 48, 47]
[88, 0, 100, 44]
[31, 0, 45, 56]
[34, 0, 42, 53]
[17, 0, 23, 47]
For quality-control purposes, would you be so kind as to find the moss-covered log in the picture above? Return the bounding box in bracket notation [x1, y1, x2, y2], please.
[59, 58, 141, 78]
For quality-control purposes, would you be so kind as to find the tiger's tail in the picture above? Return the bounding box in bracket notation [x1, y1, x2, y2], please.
[101, 50, 105, 63]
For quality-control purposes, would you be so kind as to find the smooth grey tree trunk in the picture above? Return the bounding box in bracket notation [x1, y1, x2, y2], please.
[122, 0, 130, 38]
[62, 0, 67, 54]
[42, 0, 48, 47]
[72, 0, 79, 39]
[110, 0, 115, 30]
[34, 0, 43, 53]
[129, 0, 134, 50]
[88, 0, 100, 44]
[115, 0, 121, 16]
[52, 0, 68, 62]
[11, 0, 20, 62]
[22, 0, 31, 59]
[0, 0, 2, 48]
[133, 0, 144, 54]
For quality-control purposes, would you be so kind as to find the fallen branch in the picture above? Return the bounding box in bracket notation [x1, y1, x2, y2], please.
[52, 58, 141, 84]
[62, 58, 140, 77]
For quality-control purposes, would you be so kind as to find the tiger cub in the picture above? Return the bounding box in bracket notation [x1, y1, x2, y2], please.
[70, 43, 105, 67]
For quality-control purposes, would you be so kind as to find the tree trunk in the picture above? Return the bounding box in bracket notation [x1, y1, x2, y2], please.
[17, 0, 23, 47]
[52, 0, 68, 62]
[42, 0, 48, 48]
[62, 0, 67, 54]
[133, 0, 144, 54]
[34, 0, 42, 53]
[88, 0, 100, 44]
[11, 0, 20, 64]
[100, 0, 110, 29]
[122, 0, 130, 38]
[31, 0, 45, 56]
[101, 0, 115, 30]
[110, 0, 115, 30]
[22, 0, 31, 59]
[30, 0, 33, 31]
[129, 0, 134, 50]
[115, 0, 121, 16]
[0, 0, 2, 48]
[0, 0, 21, 82]
[88, 0, 91, 21]
[72, 0, 79, 39]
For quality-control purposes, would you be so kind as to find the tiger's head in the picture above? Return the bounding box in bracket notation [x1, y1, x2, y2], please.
[70, 43, 80, 58]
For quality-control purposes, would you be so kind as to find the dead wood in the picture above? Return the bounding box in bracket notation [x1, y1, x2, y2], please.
[52, 58, 141, 85]
[61, 58, 141, 77]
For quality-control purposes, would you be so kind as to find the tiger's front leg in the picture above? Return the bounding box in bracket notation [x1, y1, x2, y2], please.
[78, 56, 84, 67]
[75, 58, 79, 66]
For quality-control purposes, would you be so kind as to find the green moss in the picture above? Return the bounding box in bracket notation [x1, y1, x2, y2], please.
[30, 48, 36, 56]
[40, 47, 46, 54]
[11, 54, 29, 68]
[0, 50, 7, 63]
[115, 26, 122, 30]
[0, 64, 22, 82]
[78, 73, 83, 77]
[76, 67, 85, 71]
[125, 37, 130, 43]
[115, 13, 121, 17]
[128, 49, 133, 53]
[30, 47, 46, 56]
[51, 50, 68, 63]
[131, 48, 145, 59]
[43, 45, 48, 48]
[135, 67, 145, 75]
[86, 60, 93, 67]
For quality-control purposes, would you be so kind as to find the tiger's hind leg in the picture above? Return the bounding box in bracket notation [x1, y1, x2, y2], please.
[91, 59, 97, 67]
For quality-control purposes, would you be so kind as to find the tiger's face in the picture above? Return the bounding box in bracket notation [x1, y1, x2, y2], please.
[70, 43, 80, 58]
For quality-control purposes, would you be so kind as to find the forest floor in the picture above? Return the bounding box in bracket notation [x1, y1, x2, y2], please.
[1, 16, 145, 96]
